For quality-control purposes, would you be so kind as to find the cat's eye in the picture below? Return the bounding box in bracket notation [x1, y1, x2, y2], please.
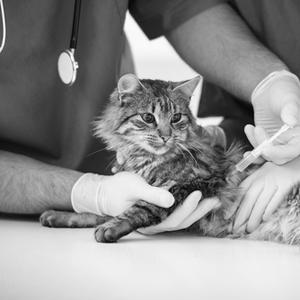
[141, 113, 155, 123]
[171, 113, 181, 123]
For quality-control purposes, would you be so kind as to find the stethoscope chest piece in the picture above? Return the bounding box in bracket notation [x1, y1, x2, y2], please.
[58, 49, 78, 86]
[58, 0, 81, 86]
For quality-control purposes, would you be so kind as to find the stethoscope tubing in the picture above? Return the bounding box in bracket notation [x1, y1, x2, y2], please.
[70, 0, 81, 50]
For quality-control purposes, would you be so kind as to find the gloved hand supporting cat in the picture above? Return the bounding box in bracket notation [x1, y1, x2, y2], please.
[71, 172, 174, 217]
[71, 172, 221, 233]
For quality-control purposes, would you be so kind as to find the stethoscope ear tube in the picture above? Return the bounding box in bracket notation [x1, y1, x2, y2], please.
[58, 0, 82, 86]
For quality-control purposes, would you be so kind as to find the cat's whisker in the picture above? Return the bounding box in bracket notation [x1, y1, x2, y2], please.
[85, 147, 108, 158]
[105, 156, 118, 172]
[178, 143, 199, 167]
[189, 145, 205, 156]
[175, 144, 188, 164]
[188, 141, 207, 156]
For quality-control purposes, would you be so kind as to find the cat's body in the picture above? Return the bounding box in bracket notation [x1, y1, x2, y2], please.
[40, 74, 300, 244]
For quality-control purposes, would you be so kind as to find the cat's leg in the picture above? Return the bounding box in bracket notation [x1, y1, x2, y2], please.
[94, 180, 226, 243]
[94, 182, 209, 243]
[40, 210, 112, 228]
[94, 200, 171, 243]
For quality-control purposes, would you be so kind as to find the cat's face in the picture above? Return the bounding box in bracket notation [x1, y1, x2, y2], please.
[114, 74, 200, 155]
[117, 101, 192, 155]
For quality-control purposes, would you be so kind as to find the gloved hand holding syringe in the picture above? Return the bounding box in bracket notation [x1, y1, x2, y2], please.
[235, 124, 291, 172]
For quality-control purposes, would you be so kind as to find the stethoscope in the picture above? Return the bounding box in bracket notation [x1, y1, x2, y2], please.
[0, 0, 82, 86]
[58, 0, 82, 86]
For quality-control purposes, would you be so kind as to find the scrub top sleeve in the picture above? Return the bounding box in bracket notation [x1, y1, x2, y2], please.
[128, 0, 228, 40]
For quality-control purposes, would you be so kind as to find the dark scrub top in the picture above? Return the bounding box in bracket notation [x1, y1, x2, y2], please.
[0, 0, 224, 175]
[198, 0, 300, 149]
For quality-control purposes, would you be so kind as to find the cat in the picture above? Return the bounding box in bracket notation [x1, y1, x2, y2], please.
[40, 74, 300, 245]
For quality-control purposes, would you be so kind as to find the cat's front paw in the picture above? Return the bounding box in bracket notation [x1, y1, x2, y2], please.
[94, 224, 118, 243]
[94, 220, 132, 243]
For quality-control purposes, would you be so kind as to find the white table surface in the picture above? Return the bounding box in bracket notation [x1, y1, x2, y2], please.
[1, 213, 299, 300]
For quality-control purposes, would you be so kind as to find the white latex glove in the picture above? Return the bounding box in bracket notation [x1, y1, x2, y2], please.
[226, 125, 300, 232]
[251, 70, 300, 163]
[231, 155, 300, 234]
[138, 193, 221, 235]
[71, 172, 174, 217]
[244, 124, 300, 165]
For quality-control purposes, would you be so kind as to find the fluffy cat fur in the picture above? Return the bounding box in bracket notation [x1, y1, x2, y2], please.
[40, 74, 300, 244]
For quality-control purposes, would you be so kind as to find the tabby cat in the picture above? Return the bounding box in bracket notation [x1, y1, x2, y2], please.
[40, 74, 300, 245]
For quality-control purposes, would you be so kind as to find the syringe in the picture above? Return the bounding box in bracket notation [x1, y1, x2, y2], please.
[235, 124, 291, 172]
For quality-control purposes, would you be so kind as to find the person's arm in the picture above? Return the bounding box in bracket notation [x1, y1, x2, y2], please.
[167, 3, 300, 164]
[0, 150, 176, 215]
[0, 150, 82, 214]
[166, 3, 288, 102]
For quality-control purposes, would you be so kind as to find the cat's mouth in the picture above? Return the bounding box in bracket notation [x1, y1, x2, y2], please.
[141, 142, 171, 155]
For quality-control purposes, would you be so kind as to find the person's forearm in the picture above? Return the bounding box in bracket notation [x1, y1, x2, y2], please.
[0, 150, 82, 214]
[166, 3, 288, 102]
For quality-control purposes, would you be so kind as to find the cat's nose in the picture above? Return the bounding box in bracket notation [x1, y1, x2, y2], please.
[160, 136, 171, 143]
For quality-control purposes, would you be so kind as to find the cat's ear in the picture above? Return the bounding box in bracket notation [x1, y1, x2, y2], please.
[117, 74, 146, 104]
[172, 76, 200, 98]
